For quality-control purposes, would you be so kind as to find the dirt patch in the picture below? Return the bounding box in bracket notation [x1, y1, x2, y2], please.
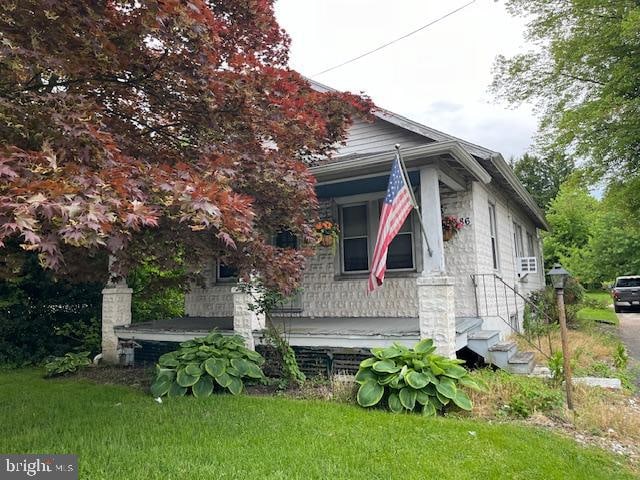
[75, 365, 154, 391]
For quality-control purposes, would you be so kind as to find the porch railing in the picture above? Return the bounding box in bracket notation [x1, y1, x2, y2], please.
[471, 273, 554, 360]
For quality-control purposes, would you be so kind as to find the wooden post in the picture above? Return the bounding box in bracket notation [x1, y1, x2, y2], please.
[556, 288, 574, 410]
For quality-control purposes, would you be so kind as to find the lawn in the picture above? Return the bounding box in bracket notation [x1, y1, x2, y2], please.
[578, 290, 618, 325]
[0, 370, 637, 480]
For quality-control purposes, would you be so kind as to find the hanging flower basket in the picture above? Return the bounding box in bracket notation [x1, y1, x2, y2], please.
[320, 234, 334, 247]
[443, 229, 455, 242]
[442, 215, 464, 242]
[314, 220, 340, 254]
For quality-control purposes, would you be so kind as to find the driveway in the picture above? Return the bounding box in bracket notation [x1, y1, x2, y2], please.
[617, 309, 640, 388]
[618, 310, 640, 360]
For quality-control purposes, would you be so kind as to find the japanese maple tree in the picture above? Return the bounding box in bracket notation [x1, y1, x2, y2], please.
[0, 0, 372, 293]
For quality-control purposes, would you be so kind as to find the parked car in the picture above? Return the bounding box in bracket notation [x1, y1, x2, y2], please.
[612, 275, 640, 312]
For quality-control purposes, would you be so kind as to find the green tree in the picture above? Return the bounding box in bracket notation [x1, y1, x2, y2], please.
[542, 175, 598, 272]
[581, 178, 640, 284]
[0, 1, 372, 296]
[493, 1, 640, 177]
[511, 153, 574, 209]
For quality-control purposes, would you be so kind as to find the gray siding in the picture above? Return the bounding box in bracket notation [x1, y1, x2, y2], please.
[335, 118, 433, 157]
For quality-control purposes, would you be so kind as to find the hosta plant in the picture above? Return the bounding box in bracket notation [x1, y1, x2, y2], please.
[151, 331, 265, 398]
[355, 339, 482, 415]
[44, 351, 92, 377]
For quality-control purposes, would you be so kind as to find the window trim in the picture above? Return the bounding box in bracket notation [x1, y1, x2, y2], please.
[339, 201, 371, 274]
[216, 262, 237, 283]
[488, 202, 500, 271]
[526, 231, 535, 257]
[376, 198, 416, 272]
[513, 222, 525, 258]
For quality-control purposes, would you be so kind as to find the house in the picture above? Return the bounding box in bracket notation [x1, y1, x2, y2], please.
[106, 80, 548, 375]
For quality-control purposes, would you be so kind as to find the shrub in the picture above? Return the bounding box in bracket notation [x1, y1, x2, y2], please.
[150, 331, 266, 398]
[548, 350, 564, 386]
[528, 278, 585, 329]
[127, 261, 185, 323]
[613, 343, 628, 370]
[44, 351, 92, 377]
[354, 339, 482, 415]
[466, 369, 564, 419]
[0, 254, 102, 366]
[53, 317, 101, 355]
[504, 384, 563, 418]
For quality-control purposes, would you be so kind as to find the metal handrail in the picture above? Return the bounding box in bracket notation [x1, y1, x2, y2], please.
[471, 273, 554, 360]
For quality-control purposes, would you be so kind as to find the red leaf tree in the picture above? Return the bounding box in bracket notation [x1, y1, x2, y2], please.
[0, 1, 373, 294]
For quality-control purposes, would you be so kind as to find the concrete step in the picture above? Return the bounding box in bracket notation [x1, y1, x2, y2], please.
[506, 351, 536, 375]
[487, 341, 517, 369]
[455, 317, 483, 335]
[466, 330, 501, 358]
[454, 317, 484, 352]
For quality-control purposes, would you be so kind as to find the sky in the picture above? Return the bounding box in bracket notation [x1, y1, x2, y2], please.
[275, 0, 538, 160]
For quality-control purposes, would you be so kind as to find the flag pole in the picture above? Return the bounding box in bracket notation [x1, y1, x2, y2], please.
[395, 144, 433, 257]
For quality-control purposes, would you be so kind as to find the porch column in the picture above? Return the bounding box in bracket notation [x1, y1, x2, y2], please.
[231, 286, 265, 351]
[419, 166, 445, 274]
[417, 167, 456, 358]
[417, 276, 456, 357]
[101, 281, 132, 364]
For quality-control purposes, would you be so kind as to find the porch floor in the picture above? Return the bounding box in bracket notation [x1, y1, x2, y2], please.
[115, 316, 234, 342]
[270, 316, 418, 336]
[114, 316, 478, 349]
[265, 316, 420, 348]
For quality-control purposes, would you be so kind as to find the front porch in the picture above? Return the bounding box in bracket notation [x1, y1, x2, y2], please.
[102, 143, 499, 367]
[113, 314, 494, 375]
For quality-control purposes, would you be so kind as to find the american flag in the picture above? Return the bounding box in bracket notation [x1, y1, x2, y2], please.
[368, 153, 414, 292]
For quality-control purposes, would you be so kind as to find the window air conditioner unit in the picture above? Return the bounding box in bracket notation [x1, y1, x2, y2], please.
[517, 256, 537, 275]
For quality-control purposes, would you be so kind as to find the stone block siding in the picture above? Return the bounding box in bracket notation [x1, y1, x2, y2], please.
[181, 184, 546, 341]
[295, 246, 419, 319]
[184, 284, 234, 317]
[471, 181, 545, 336]
[101, 286, 132, 363]
[295, 198, 418, 318]
[441, 188, 477, 317]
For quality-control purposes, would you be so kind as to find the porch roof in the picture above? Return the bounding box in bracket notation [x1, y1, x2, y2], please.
[309, 142, 491, 186]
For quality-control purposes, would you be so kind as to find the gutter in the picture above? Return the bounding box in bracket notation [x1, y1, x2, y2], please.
[310, 141, 492, 185]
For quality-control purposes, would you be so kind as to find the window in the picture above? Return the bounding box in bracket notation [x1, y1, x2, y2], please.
[341, 204, 370, 272]
[274, 230, 298, 249]
[378, 199, 414, 270]
[488, 202, 499, 270]
[217, 262, 237, 281]
[339, 199, 415, 274]
[526, 232, 535, 257]
[273, 230, 302, 311]
[513, 222, 524, 257]
[218, 231, 297, 282]
[615, 277, 640, 288]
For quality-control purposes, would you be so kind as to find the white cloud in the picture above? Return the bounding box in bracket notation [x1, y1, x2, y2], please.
[275, 0, 538, 159]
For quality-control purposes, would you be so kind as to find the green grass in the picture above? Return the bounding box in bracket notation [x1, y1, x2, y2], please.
[0, 371, 637, 479]
[585, 290, 613, 307]
[577, 307, 619, 324]
[578, 290, 618, 325]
